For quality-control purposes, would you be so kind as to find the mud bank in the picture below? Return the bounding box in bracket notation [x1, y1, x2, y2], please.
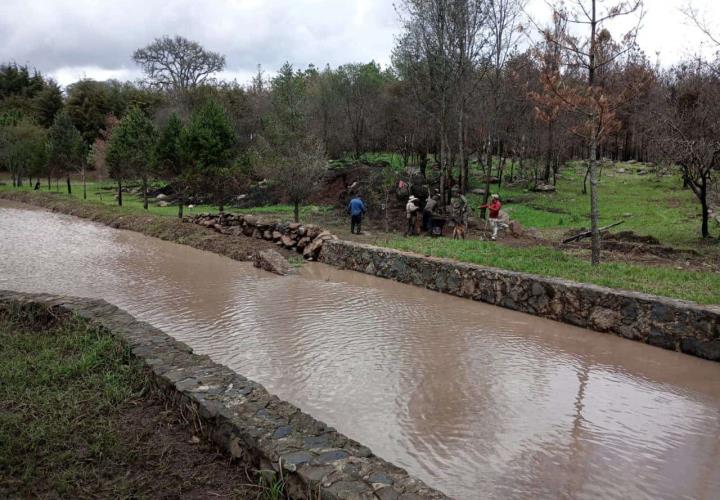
[320, 240, 720, 361]
[0, 290, 446, 500]
[0, 191, 284, 262]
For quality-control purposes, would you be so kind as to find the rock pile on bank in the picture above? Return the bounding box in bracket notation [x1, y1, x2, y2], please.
[184, 213, 338, 260]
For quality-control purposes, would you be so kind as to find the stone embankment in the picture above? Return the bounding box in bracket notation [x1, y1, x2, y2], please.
[320, 240, 720, 362]
[0, 290, 447, 500]
[185, 213, 337, 261]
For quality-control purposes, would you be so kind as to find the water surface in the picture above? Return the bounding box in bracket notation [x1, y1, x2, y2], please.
[1, 200, 719, 499]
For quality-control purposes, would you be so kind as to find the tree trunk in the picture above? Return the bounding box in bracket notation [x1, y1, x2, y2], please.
[66, 175, 71, 195]
[293, 201, 300, 223]
[480, 139, 492, 219]
[82, 167, 87, 200]
[47, 174, 51, 190]
[458, 103, 467, 194]
[142, 176, 148, 210]
[178, 201, 184, 219]
[589, 129, 601, 265]
[587, 0, 601, 265]
[700, 177, 709, 238]
[544, 121, 554, 181]
[117, 179, 123, 206]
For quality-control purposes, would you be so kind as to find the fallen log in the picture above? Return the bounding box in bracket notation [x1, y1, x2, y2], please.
[562, 221, 625, 244]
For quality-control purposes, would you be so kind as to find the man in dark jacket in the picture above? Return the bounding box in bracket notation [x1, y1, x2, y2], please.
[347, 196, 366, 235]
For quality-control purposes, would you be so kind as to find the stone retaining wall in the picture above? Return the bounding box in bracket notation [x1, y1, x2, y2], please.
[319, 240, 720, 362]
[0, 290, 447, 500]
[185, 213, 337, 260]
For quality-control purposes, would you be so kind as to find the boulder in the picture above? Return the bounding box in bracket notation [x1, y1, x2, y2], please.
[470, 188, 486, 195]
[509, 220, 523, 237]
[288, 222, 301, 230]
[244, 215, 258, 227]
[158, 200, 169, 207]
[253, 249, 294, 276]
[297, 236, 311, 249]
[305, 225, 321, 239]
[281, 235, 295, 248]
[303, 237, 325, 260]
[156, 193, 168, 200]
[533, 183, 556, 193]
[263, 230, 273, 240]
[272, 231, 282, 240]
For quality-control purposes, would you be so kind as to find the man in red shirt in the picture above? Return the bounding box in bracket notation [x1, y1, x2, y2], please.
[480, 194, 504, 240]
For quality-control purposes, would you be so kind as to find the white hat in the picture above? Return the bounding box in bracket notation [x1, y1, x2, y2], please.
[409, 195, 417, 201]
[491, 193, 499, 199]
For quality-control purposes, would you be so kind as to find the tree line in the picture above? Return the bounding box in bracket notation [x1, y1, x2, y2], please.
[1, 0, 718, 257]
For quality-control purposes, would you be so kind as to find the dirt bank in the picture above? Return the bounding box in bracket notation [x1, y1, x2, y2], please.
[0, 190, 289, 262]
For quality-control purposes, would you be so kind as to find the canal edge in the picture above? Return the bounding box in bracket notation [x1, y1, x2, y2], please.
[0, 290, 450, 500]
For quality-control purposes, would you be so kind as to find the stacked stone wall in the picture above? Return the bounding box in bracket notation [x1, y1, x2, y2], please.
[186, 213, 336, 260]
[320, 240, 720, 361]
[0, 290, 447, 500]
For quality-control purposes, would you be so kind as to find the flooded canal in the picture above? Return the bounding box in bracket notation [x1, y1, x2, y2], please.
[1, 199, 719, 499]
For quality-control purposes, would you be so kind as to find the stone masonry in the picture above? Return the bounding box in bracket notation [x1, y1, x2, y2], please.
[319, 240, 720, 362]
[185, 213, 338, 260]
[0, 290, 447, 500]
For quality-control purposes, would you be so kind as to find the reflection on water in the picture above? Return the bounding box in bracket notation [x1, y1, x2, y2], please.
[1, 200, 719, 499]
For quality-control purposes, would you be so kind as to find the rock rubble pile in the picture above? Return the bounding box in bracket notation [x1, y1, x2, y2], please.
[185, 213, 338, 260]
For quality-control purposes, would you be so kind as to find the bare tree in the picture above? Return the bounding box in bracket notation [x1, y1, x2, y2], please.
[479, 0, 526, 214]
[395, 1, 490, 205]
[653, 62, 720, 238]
[541, 0, 644, 265]
[256, 136, 327, 222]
[133, 35, 226, 91]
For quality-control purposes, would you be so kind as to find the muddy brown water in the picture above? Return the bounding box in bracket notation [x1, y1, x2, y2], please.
[1, 200, 719, 499]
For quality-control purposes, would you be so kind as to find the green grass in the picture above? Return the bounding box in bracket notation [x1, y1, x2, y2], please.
[384, 237, 720, 304]
[0, 180, 332, 220]
[465, 162, 714, 248]
[0, 303, 148, 497]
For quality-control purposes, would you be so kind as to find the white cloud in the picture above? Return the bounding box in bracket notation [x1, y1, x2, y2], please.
[1, 0, 718, 88]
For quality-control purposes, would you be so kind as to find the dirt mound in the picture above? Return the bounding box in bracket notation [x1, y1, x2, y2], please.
[605, 230, 661, 245]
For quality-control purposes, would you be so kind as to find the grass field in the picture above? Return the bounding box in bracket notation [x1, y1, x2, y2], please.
[0, 179, 332, 220]
[465, 161, 713, 249]
[0, 302, 271, 498]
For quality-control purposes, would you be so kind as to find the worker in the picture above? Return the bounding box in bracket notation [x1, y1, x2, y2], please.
[346, 195, 366, 235]
[423, 194, 439, 232]
[450, 192, 469, 240]
[405, 195, 420, 236]
[480, 194, 503, 240]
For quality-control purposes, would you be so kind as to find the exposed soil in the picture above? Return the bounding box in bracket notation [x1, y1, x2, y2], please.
[105, 391, 259, 499]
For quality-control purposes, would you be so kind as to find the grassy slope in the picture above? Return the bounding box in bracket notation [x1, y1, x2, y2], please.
[0, 305, 145, 496]
[385, 237, 720, 304]
[0, 304, 270, 498]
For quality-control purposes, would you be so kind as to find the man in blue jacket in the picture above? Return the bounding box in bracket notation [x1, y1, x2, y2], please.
[347, 196, 366, 235]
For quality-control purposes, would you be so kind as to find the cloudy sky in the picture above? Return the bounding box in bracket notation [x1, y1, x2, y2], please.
[0, 0, 718, 87]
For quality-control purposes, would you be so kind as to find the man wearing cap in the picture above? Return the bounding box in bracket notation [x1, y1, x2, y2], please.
[480, 194, 503, 240]
[405, 195, 420, 236]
